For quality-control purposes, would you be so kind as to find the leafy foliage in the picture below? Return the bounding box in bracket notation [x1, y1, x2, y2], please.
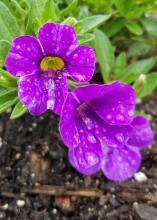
[0, 0, 157, 118]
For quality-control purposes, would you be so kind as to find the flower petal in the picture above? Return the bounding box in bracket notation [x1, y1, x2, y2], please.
[127, 116, 154, 148]
[18, 72, 68, 116]
[69, 145, 101, 176]
[59, 93, 80, 147]
[18, 73, 47, 115]
[66, 46, 96, 82]
[68, 113, 102, 175]
[101, 146, 141, 181]
[73, 82, 135, 125]
[38, 22, 77, 57]
[5, 36, 43, 77]
[59, 90, 132, 148]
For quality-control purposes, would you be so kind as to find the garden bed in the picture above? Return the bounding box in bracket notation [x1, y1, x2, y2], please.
[0, 90, 157, 220]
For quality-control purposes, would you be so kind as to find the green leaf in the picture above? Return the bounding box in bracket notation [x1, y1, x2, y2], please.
[141, 16, 157, 37]
[62, 17, 78, 26]
[0, 2, 20, 41]
[0, 68, 17, 84]
[135, 72, 157, 98]
[60, 0, 78, 16]
[127, 7, 145, 19]
[128, 41, 151, 57]
[120, 57, 157, 83]
[0, 40, 10, 64]
[94, 29, 115, 82]
[10, 101, 27, 119]
[68, 79, 88, 88]
[114, 0, 133, 15]
[126, 22, 143, 35]
[105, 17, 126, 37]
[26, 0, 47, 34]
[75, 14, 111, 34]
[78, 33, 95, 44]
[40, 0, 58, 23]
[0, 88, 18, 113]
[114, 52, 127, 79]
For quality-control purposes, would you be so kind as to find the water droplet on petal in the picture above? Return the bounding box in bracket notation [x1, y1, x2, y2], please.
[107, 114, 112, 120]
[116, 133, 124, 143]
[116, 114, 124, 121]
[87, 134, 97, 144]
[85, 152, 99, 166]
[128, 110, 134, 116]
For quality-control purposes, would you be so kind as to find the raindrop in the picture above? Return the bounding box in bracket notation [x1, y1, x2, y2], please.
[87, 134, 97, 144]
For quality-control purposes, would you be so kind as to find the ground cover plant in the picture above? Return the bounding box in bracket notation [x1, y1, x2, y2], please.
[0, 0, 157, 219]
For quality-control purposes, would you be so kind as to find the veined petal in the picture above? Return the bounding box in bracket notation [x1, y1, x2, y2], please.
[101, 146, 141, 181]
[68, 113, 102, 176]
[59, 90, 132, 149]
[18, 73, 47, 115]
[73, 82, 135, 125]
[38, 22, 77, 57]
[127, 116, 154, 148]
[66, 46, 96, 82]
[69, 145, 101, 176]
[5, 36, 43, 77]
[59, 93, 80, 148]
[18, 72, 68, 116]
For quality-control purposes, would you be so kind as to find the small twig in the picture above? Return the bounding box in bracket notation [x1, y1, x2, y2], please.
[1, 192, 18, 198]
[22, 185, 102, 198]
[0, 185, 102, 199]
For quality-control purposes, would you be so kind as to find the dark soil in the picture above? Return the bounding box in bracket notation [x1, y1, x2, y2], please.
[0, 90, 157, 220]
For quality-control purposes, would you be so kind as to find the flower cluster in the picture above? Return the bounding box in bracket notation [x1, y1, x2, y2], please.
[5, 22, 153, 182]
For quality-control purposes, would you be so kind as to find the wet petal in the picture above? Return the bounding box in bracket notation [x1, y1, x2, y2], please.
[18, 72, 68, 116]
[68, 113, 102, 176]
[38, 22, 77, 57]
[92, 82, 135, 125]
[59, 93, 80, 148]
[59, 90, 132, 149]
[127, 116, 154, 148]
[18, 73, 47, 115]
[101, 146, 141, 181]
[73, 82, 135, 125]
[5, 36, 43, 77]
[66, 46, 96, 82]
[69, 145, 101, 176]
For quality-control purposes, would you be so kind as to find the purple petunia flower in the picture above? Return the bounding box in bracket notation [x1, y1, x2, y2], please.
[5, 22, 95, 115]
[59, 81, 153, 182]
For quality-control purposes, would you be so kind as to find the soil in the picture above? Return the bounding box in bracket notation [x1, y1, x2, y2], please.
[0, 87, 157, 220]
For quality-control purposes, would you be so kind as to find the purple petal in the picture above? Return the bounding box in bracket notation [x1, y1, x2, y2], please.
[59, 93, 80, 147]
[73, 82, 135, 125]
[68, 113, 102, 175]
[66, 46, 96, 82]
[59, 90, 132, 149]
[18, 73, 47, 115]
[5, 36, 43, 77]
[18, 72, 68, 116]
[101, 146, 141, 181]
[127, 116, 154, 148]
[69, 145, 101, 176]
[38, 22, 77, 57]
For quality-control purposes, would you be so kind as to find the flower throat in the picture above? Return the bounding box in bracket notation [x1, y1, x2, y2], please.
[40, 56, 64, 71]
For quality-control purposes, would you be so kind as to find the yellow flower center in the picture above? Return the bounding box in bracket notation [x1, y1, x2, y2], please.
[40, 56, 64, 71]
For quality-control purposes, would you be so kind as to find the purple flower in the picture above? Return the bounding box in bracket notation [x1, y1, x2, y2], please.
[59, 81, 153, 181]
[5, 22, 95, 115]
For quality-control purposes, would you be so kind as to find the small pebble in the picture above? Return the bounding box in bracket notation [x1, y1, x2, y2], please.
[17, 200, 25, 207]
[15, 153, 21, 160]
[1, 204, 8, 210]
[134, 172, 147, 182]
[0, 211, 5, 219]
